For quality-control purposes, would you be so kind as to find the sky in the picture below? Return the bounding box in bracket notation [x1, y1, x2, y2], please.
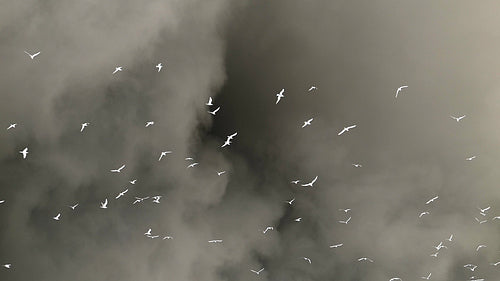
[0, 0, 499, 280]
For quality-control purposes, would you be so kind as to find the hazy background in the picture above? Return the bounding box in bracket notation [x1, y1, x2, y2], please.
[1, 0, 499, 280]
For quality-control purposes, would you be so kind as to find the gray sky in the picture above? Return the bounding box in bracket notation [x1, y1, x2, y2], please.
[1, 0, 499, 280]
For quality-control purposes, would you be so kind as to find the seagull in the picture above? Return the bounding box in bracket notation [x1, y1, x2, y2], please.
[476, 244, 486, 251]
[52, 213, 61, 221]
[24, 50, 41, 59]
[250, 268, 264, 275]
[129, 179, 137, 185]
[187, 162, 199, 168]
[475, 217, 487, 224]
[430, 252, 439, 257]
[68, 203, 78, 210]
[19, 147, 28, 159]
[152, 196, 162, 204]
[303, 257, 312, 264]
[227, 132, 237, 141]
[163, 236, 173, 240]
[145, 121, 155, 127]
[276, 88, 285, 104]
[339, 216, 351, 224]
[301, 176, 318, 187]
[338, 125, 357, 135]
[352, 163, 362, 168]
[421, 273, 431, 280]
[100, 199, 108, 209]
[434, 241, 447, 251]
[447, 234, 453, 242]
[80, 122, 89, 132]
[478, 206, 490, 214]
[466, 156, 477, 161]
[493, 216, 500, 220]
[217, 171, 226, 176]
[490, 261, 500, 266]
[450, 115, 466, 122]
[302, 118, 313, 128]
[221, 139, 232, 148]
[159, 151, 172, 161]
[115, 189, 128, 199]
[395, 85, 408, 98]
[464, 264, 477, 271]
[425, 196, 439, 205]
[285, 198, 295, 205]
[294, 217, 302, 222]
[144, 229, 152, 236]
[0, 200, 4, 204]
[208, 106, 220, 115]
[262, 226, 274, 234]
[308, 86, 317, 92]
[221, 132, 237, 147]
[206, 97, 213, 106]
[291, 180, 300, 184]
[389, 278, 402, 281]
[112, 66, 122, 74]
[185, 157, 194, 161]
[339, 208, 351, 213]
[419, 211, 430, 218]
[6, 123, 16, 130]
[329, 243, 343, 248]
[208, 240, 223, 243]
[133, 196, 149, 204]
[156, 63, 163, 72]
[110, 164, 126, 173]
[2, 264, 11, 269]
[148, 235, 159, 239]
[357, 257, 374, 263]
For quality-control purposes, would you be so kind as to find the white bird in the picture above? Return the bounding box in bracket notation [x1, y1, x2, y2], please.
[206, 97, 213, 106]
[395, 85, 408, 98]
[291, 180, 300, 184]
[301, 176, 318, 187]
[148, 235, 159, 239]
[276, 88, 285, 104]
[68, 203, 78, 210]
[389, 278, 402, 281]
[430, 252, 439, 258]
[217, 171, 226, 176]
[302, 118, 313, 128]
[80, 122, 89, 132]
[285, 198, 295, 205]
[221, 139, 231, 148]
[419, 211, 430, 218]
[144, 228, 152, 236]
[152, 196, 162, 204]
[133, 196, 149, 205]
[308, 86, 317, 92]
[466, 156, 477, 161]
[478, 206, 490, 213]
[163, 236, 173, 240]
[250, 268, 264, 275]
[329, 243, 343, 248]
[464, 264, 477, 271]
[112, 66, 122, 74]
[208, 107, 220, 115]
[263, 226, 274, 234]
[110, 164, 126, 173]
[115, 189, 128, 199]
[338, 125, 357, 135]
[52, 213, 61, 221]
[6, 123, 16, 130]
[450, 115, 466, 122]
[492, 216, 500, 220]
[475, 217, 487, 224]
[447, 234, 453, 242]
[339, 208, 351, 213]
[421, 273, 431, 280]
[185, 157, 194, 161]
[490, 261, 500, 266]
[19, 147, 28, 159]
[129, 179, 137, 185]
[221, 132, 237, 148]
[357, 257, 374, 263]
[159, 151, 172, 161]
[476, 244, 486, 251]
[434, 241, 447, 251]
[227, 132, 238, 141]
[145, 121, 155, 127]
[100, 199, 108, 209]
[2, 264, 11, 269]
[303, 257, 312, 264]
[339, 217, 351, 224]
[352, 163, 362, 168]
[187, 162, 199, 168]
[425, 196, 439, 205]
[0, 200, 4, 204]
[24, 50, 41, 59]
[208, 240, 223, 243]
[156, 63, 163, 72]
[294, 217, 302, 222]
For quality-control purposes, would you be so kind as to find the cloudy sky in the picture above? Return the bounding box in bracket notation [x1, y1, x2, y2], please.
[1, 0, 499, 280]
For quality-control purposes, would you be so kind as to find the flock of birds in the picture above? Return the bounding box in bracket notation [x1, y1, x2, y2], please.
[0, 50, 499, 281]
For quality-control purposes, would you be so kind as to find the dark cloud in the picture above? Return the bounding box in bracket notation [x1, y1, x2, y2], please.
[1, 0, 500, 280]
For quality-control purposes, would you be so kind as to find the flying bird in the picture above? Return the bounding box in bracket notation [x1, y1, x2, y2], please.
[419, 211, 430, 218]
[208, 106, 220, 115]
[339, 208, 351, 213]
[129, 179, 137, 185]
[206, 97, 213, 106]
[447, 234, 453, 242]
[217, 171, 226, 176]
[262, 226, 274, 234]
[338, 125, 357, 135]
[464, 264, 477, 271]
[144, 229, 152, 236]
[434, 241, 447, 251]
[158, 151, 172, 161]
[395, 85, 408, 98]
[285, 198, 295, 205]
[276, 88, 285, 104]
[475, 217, 487, 224]
[308, 86, 317, 92]
[478, 206, 490, 213]
[389, 278, 402, 281]
[490, 262, 500, 266]
[145, 121, 155, 127]
[221, 132, 237, 147]
[466, 156, 477, 161]
[0, 200, 4, 204]
[430, 252, 439, 257]
[187, 162, 199, 168]
[2, 264, 11, 269]
[52, 213, 61, 221]
[208, 240, 223, 243]
[163, 236, 173, 240]
[291, 180, 300, 184]
[115, 189, 128, 199]
[357, 257, 374, 263]
[352, 163, 362, 168]
[421, 273, 432, 280]
[112, 66, 122, 74]
[301, 176, 318, 187]
[156, 63, 163, 72]
[68, 203, 78, 210]
[19, 147, 28, 159]
[450, 115, 466, 122]
[294, 217, 302, 222]
[250, 268, 264, 275]
[152, 196, 162, 204]
[329, 243, 343, 248]
[24, 50, 41, 59]
[476, 244, 486, 251]
[302, 118, 313, 128]
[6, 123, 16, 130]
[110, 164, 126, 173]
[302, 257, 312, 264]
[425, 196, 439, 205]
[339, 217, 351, 224]
[133, 196, 149, 205]
[80, 122, 89, 132]
[492, 216, 500, 220]
[100, 199, 108, 209]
